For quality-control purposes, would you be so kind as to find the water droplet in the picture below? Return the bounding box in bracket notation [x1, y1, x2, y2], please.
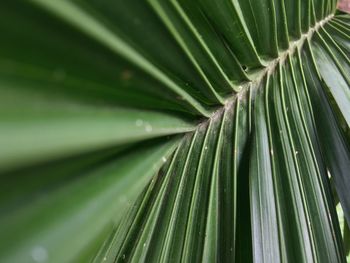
[121, 69, 132, 80]
[162, 157, 167, 163]
[103, 256, 107, 261]
[133, 18, 141, 25]
[135, 119, 143, 127]
[204, 146, 208, 150]
[295, 151, 299, 155]
[143, 242, 146, 247]
[52, 69, 66, 81]
[145, 123, 152, 132]
[122, 254, 126, 260]
[31, 246, 48, 262]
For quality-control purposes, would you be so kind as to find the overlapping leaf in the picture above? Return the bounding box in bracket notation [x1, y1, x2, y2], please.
[0, 0, 349, 262]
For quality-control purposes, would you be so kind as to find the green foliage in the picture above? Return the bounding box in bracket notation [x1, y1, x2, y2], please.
[0, 0, 349, 262]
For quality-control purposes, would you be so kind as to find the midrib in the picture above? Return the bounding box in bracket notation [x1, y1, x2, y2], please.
[203, 14, 335, 122]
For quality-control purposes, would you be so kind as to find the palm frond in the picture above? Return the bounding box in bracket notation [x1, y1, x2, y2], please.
[0, 0, 349, 262]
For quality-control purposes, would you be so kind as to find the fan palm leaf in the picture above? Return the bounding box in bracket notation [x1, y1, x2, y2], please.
[0, 0, 349, 262]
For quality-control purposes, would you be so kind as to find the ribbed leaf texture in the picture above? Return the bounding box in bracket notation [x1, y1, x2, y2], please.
[0, 0, 349, 262]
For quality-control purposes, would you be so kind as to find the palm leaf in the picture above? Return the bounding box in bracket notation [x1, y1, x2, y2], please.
[0, 0, 349, 262]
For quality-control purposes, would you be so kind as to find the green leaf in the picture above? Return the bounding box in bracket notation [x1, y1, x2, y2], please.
[0, 0, 350, 262]
[0, 138, 180, 262]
